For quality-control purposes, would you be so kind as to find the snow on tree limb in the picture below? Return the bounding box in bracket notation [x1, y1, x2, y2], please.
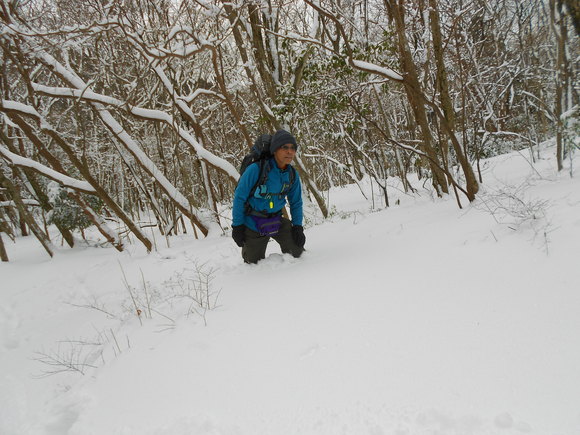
[351, 60, 404, 82]
[0, 100, 41, 117]
[2, 17, 121, 39]
[0, 199, 40, 208]
[179, 89, 226, 103]
[30, 83, 240, 181]
[0, 145, 96, 194]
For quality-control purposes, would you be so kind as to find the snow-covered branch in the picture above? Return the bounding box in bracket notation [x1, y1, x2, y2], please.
[179, 89, 226, 103]
[350, 60, 403, 82]
[477, 130, 536, 144]
[0, 199, 40, 208]
[2, 17, 121, 39]
[0, 145, 96, 194]
[31, 83, 239, 181]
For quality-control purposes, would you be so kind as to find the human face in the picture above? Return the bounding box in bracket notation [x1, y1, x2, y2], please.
[274, 143, 297, 169]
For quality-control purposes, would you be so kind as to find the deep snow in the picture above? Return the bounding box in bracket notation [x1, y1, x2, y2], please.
[1, 143, 579, 435]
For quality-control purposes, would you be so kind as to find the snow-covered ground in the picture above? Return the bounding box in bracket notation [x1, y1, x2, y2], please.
[1, 143, 579, 435]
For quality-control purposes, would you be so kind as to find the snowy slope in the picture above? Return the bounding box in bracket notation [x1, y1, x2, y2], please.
[1, 143, 579, 435]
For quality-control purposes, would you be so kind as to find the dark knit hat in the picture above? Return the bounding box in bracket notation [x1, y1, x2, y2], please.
[270, 129, 297, 153]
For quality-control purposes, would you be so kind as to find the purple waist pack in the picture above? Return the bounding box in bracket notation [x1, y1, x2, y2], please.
[251, 214, 282, 236]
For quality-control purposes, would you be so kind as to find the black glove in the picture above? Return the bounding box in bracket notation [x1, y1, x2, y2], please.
[232, 225, 246, 247]
[291, 225, 306, 248]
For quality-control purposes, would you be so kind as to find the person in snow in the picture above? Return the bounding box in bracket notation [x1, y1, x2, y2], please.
[232, 129, 305, 264]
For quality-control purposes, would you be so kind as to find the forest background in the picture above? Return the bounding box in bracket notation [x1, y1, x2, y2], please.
[0, 0, 578, 259]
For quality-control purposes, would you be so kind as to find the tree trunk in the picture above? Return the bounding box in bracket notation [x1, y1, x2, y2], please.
[0, 206, 9, 261]
[551, 0, 568, 171]
[211, 47, 253, 149]
[428, 0, 478, 202]
[0, 231, 8, 262]
[247, 2, 278, 100]
[0, 172, 53, 258]
[387, 0, 449, 195]
[221, 1, 279, 127]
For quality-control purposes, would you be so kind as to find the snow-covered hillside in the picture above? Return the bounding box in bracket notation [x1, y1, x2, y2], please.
[1, 143, 579, 435]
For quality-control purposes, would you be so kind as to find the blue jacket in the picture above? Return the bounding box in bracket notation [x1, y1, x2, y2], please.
[233, 158, 303, 232]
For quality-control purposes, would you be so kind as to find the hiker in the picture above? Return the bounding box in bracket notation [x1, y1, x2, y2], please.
[232, 129, 306, 264]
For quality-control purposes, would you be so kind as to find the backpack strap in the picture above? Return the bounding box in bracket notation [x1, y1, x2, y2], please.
[287, 165, 296, 191]
[277, 165, 296, 196]
[244, 160, 270, 214]
[249, 159, 270, 199]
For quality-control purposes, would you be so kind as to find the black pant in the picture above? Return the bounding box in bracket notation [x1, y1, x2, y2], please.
[241, 217, 304, 264]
